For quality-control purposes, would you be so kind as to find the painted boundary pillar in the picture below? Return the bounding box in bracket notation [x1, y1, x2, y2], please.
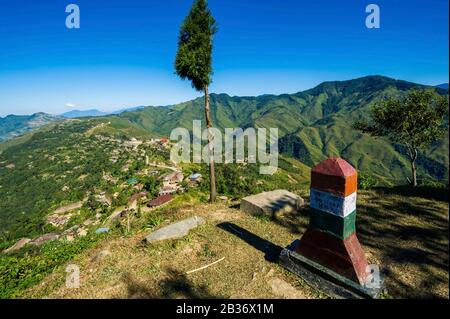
[294, 157, 369, 285]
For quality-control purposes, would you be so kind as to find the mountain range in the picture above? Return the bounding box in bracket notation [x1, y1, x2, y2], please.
[60, 109, 109, 118]
[1, 75, 448, 183]
[0, 112, 61, 142]
[99, 75, 448, 183]
[0, 106, 149, 141]
[60, 106, 146, 119]
[436, 83, 449, 90]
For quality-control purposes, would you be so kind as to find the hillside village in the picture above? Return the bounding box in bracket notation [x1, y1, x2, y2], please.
[2, 134, 205, 254]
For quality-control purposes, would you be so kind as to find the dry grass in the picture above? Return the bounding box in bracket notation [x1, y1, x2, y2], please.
[24, 189, 448, 299]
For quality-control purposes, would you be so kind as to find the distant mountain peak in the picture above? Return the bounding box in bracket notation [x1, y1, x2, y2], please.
[435, 83, 449, 90]
[0, 112, 61, 142]
[60, 106, 148, 118]
[60, 109, 108, 118]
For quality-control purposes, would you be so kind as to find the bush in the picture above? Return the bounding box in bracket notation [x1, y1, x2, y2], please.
[418, 179, 448, 189]
[0, 234, 102, 298]
[358, 173, 378, 190]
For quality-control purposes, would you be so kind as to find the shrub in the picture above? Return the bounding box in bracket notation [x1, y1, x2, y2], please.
[358, 173, 378, 190]
[0, 234, 102, 298]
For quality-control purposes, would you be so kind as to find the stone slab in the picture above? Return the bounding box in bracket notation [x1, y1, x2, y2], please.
[240, 189, 304, 217]
[143, 216, 205, 244]
[310, 188, 356, 217]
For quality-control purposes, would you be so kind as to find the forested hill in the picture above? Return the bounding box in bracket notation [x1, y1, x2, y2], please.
[108, 75, 449, 183]
[1, 75, 447, 184]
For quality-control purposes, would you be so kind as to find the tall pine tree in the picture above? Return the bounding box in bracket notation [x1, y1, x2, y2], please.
[175, 0, 218, 202]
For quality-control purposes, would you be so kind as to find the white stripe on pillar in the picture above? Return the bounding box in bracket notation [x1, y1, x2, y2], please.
[310, 188, 356, 217]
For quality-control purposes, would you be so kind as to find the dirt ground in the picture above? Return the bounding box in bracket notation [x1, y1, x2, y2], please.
[25, 189, 449, 299]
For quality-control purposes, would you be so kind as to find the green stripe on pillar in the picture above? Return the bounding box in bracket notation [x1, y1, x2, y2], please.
[309, 208, 356, 240]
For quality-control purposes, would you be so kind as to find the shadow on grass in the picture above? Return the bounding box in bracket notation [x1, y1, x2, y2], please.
[217, 222, 283, 262]
[269, 204, 310, 235]
[225, 188, 448, 298]
[121, 268, 218, 299]
[232, 189, 448, 298]
[375, 185, 449, 202]
[356, 193, 449, 299]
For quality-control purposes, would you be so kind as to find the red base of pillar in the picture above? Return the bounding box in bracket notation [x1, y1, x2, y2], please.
[295, 228, 369, 285]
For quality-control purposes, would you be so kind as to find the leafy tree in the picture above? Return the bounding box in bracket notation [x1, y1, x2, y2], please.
[86, 194, 100, 211]
[354, 89, 448, 186]
[140, 175, 160, 198]
[175, 0, 218, 202]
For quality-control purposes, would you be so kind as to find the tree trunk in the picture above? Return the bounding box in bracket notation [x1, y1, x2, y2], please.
[411, 160, 417, 187]
[204, 85, 217, 202]
[408, 147, 418, 187]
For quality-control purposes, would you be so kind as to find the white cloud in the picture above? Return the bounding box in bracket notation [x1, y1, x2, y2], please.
[65, 103, 75, 108]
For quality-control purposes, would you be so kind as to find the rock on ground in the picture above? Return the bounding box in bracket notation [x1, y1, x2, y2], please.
[143, 216, 205, 244]
[91, 250, 111, 262]
[268, 278, 305, 299]
[29, 233, 59, 246]
[3, 238, 31, 254]
[53, 202, 83, 215]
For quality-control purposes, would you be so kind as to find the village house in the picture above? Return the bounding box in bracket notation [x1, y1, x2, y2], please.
[123, 138, 143, 149]
[163, 171, 184, 185]
[46, 213, 72, 228]
[159, 137, 169, 145]
[107, 208, 129, 224]
[189, 173, 202, 182]
[147, 194, 173, 208]
[102, 173, 118, 184]
[158, 171, 184, 195]
[54, 202, 83, 214]
[96, 191, 113, 206]
[127, 177, 138, 186]
[159, 185, 179, 196]
[62, 225, 87, 242]
[127, 192, 148, 210]
[188, 173, 203, 186]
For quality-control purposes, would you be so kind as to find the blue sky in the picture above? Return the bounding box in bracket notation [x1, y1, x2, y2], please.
[0, 0, 448, 116]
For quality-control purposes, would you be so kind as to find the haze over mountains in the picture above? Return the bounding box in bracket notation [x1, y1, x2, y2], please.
[60, 109, 109, 118]
[60, 106, 146, 119]
[1, 75, 448, 183]
[0, 106, 149, 141]
[0, 113, 61, 142]
[436, 83, 449, 90]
